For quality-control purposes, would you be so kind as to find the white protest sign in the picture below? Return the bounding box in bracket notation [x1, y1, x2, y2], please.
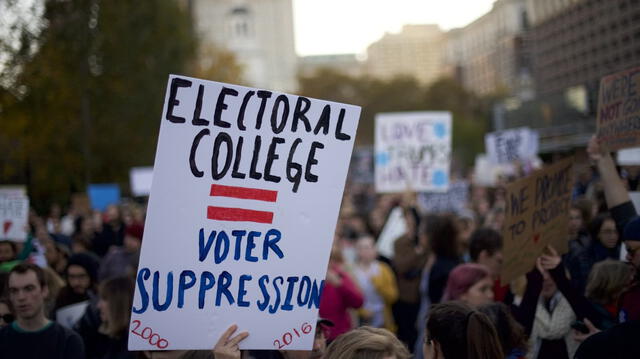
[129, 75, 360, 351]
[418, 181, 469, 214]
[375, 112, 452, 193]
[485, 127, 539, 164]
[0, 186, 29, 242]
[130, 167, 154, 197]
[376, 206, 407, 259]
[56, 300, 90, 329]
[617, 147, 640, 165]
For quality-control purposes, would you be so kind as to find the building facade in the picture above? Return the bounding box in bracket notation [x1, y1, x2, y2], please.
[504, 0, 640, 152]
[188, 0, 298, 92]
[298, 54, 365, 78]
[445, 0, 529, 95]
[366, 24, 446, 85]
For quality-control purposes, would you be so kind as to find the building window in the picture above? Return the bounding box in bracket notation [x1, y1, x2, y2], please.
[227, 6, 253, 39]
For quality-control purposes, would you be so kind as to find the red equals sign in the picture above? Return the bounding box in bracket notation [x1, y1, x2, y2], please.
[207, 184, 278, 224]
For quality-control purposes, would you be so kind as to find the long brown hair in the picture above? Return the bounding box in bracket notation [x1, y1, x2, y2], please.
[586, 260, 634, 306]
[99, 276, 134, 338]
[426, 301, 504, 359]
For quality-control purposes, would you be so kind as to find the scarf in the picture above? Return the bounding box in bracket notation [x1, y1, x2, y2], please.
[528, 292, 579, 359]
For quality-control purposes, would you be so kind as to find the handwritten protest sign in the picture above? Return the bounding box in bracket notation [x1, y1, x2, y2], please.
[485, 127, 539, 164]
[500, 157, 574, 285]
[129, 75, 360, 350]
[596, 66, 640, 151]
[417, 181, 469, 214]
[0, 187, 29, 242]
[375, 112, 451, 193]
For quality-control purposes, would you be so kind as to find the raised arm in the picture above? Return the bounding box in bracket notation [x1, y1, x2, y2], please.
[588, 135, 630, 208]
[539, 246, 606, 328]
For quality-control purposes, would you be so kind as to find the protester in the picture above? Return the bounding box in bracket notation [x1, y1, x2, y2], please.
[95, 276, 136, 359]
[0, 240, 17, 265]
[468, 228, 507, 301]
[478, 303, 528, 359]
[43, 238, 70, 276]
[426, 215, 461, 304]
[566, 202, 594, 294]
[0, 263, 84, 359]
[93, 205, 125, 257]
[587, 135, 640, 322]
[353, 235, 398, 330]
[324, 326, 410, 359]
[441, 263, 493, 306]
[319, 242, 364, 341]
[54, 253, 99, 312]
[98, 223, 143, 281]
[587, 213, 622, 262]
[392, 206, 426, 349]
[527, 258, 577, 359]
[424, 301, 503, 359]
[0, 240, 19, 273]
[539, 247, 633, 330]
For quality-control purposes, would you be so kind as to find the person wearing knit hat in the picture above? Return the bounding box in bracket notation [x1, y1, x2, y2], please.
[54, 253, 99, 313]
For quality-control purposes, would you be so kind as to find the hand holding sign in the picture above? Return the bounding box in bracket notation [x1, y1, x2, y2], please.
[538, 246, 561, 271]
[213, 325, 249, 359]
[129, 75, 360, 350]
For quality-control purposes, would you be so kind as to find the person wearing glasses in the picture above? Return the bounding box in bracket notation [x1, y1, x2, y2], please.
[587, 136, 640, 325]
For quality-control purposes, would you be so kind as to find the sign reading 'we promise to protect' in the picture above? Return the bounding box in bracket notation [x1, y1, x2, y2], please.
[128, 75, 360, 350]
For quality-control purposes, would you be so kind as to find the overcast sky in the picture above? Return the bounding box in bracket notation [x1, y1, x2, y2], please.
[293, 0, 496, 56]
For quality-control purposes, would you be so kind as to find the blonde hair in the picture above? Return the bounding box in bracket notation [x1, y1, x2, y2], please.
[586, 260, 633, 306]
[324, 327, 411, 359]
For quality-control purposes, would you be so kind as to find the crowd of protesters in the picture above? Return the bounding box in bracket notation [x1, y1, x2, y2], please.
[1, 135, 639, 359]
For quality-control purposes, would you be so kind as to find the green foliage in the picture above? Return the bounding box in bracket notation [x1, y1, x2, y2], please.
[298, 68, 492, 169]
[0, 0, 242, 212]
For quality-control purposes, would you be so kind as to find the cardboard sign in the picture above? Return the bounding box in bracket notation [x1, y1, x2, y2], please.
[485, 127, 539, 164]
[57, 300, 90, 329]
[596, 66, 640, 151]
[375, 112, 452, 193]
[130, 167, 154, 197]
[0, 187, 29, 242]
[129, 75, 360, 351]
[417, 181, 469, 214]
[87, 184, 121, 211]
[500, 157, 574, 285]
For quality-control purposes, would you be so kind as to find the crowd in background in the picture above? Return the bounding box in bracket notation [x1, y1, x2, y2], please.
[0, 136, 639, 359]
